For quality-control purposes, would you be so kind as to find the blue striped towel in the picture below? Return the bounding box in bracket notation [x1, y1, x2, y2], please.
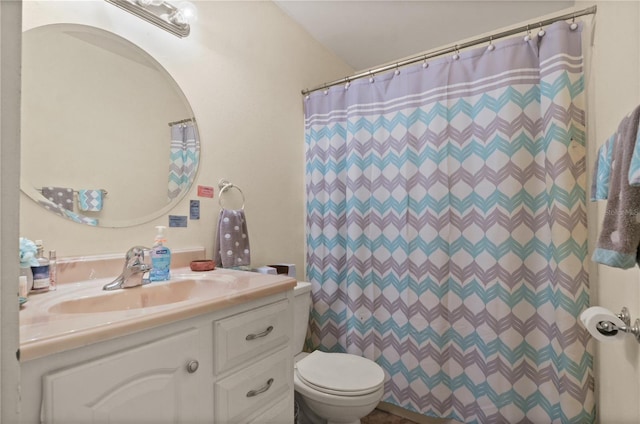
[78, 189, 103, 212]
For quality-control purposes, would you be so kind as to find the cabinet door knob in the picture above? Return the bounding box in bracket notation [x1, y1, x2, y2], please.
[245, 325, 274, 341]
[186, 360, 199, 373]
[246, 378, 274, 397]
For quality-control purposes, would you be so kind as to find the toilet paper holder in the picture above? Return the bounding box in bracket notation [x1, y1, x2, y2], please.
[596, 307, 640, 343]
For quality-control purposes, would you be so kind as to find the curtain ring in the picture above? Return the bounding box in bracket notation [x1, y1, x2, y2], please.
[524, 24, 532, 42]
[487, 36, 495, 52]
[394, 64, 400, 76]
[368, 70, 375, 83]
[538, 22, 546, 37]
[570, 15, 578, 31]
[422, 55, 429, 69]
[452, 45, 460, 60]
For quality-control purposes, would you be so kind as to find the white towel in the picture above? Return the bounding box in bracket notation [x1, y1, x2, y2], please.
[214, 209, 251, 268]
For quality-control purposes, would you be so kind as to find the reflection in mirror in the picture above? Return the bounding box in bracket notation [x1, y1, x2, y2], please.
[21, 24, 200, 228]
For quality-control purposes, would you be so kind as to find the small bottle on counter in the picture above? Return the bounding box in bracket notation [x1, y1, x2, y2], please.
[48, 250, 57, 291]
[30, 240, 50, 293]
[18, 275, 29, 298]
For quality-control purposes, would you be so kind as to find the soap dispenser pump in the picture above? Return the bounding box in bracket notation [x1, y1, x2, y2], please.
[150, 225, 171, 282]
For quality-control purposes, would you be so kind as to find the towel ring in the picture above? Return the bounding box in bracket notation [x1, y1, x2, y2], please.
[218, 179, 245, 210]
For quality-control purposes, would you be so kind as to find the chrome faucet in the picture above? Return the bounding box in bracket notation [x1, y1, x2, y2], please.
[103, 246, 152, 291]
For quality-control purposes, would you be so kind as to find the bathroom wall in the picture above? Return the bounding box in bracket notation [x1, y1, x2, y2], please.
[577, 1, 640, 422]
[19, 0, 353, 275]
[17, 1, 640, 422]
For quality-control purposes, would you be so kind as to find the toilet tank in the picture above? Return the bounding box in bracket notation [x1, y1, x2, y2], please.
[293, 281, 312, 355]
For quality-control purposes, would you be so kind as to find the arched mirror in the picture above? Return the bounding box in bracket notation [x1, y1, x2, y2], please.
[21, 23, 200, 228]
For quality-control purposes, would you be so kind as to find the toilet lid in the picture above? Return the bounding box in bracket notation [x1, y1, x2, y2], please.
[296, 351, 385, 395]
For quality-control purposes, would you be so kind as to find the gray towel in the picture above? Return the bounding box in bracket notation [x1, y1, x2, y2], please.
[214, 209, 251, 268]
[41, 186, 74, 211]
[593, 105, 640, 268]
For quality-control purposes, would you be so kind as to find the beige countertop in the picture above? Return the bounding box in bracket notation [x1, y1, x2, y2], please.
[19, 268, 296, 362]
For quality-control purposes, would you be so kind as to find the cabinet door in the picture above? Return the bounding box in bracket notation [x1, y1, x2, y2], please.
[41, 329, 204, 424]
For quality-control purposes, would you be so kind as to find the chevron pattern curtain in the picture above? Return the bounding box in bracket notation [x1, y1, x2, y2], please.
[305, 22, 593, 423]
[168, 122, 199, 200]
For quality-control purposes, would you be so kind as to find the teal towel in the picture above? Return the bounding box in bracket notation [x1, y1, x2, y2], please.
[629, 112, 640, 185]
[591, 134, 616, 201]
[78, 189, 103, 212]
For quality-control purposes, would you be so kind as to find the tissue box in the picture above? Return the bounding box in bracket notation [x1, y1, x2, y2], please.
[267, 264, 296, 278]
[255, 266, 277, 275]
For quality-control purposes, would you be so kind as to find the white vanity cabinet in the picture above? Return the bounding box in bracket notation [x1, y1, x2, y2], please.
[19, 291, 294, 424]
[41, 329, 204, 423]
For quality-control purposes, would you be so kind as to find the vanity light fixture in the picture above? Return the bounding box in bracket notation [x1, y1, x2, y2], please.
[105, 0, 197, 38]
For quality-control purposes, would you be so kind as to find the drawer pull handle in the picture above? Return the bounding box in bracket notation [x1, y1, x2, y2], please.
[186, 360, 199, 373]
[246, 325, 274, 341]
[246, 378, 274, 397]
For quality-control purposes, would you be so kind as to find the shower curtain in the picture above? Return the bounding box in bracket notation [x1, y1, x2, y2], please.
[305, 21, 593, 423]
[168, 122, 199, 200]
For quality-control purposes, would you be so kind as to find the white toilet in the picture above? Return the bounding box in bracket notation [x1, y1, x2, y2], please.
[293, 281, 385, 424]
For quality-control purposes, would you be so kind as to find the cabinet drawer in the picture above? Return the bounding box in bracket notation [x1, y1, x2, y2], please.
[214, 299, 291, 372]
[248, 395, 293, 424]
[215, 347, 292, 423]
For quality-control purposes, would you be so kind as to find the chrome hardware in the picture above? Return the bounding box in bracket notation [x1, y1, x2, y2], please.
[245, 326, 274, 341]
[218, 178, 245, 210]
[103, 246, 152, 290]
[617, 307, 631, 326]
[186, 360, 199, 373]
[246, 378, 274, 397]
[595, 306, 640, 343]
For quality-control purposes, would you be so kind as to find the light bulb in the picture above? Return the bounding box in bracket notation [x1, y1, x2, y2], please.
[177, 1, 198, 23]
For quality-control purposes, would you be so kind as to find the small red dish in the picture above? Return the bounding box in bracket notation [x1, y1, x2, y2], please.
[190, 260, 215, 272]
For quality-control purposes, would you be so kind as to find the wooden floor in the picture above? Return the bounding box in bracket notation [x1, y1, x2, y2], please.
[362, 409, 419, 424]
[362, 407, 462, 424]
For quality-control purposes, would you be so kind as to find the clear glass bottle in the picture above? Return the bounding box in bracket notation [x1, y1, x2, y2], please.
[30, 240, 50, 292]
[18, 275, 28, 298]
[19, 267, 33, 293]
[48, 250, 57, 291]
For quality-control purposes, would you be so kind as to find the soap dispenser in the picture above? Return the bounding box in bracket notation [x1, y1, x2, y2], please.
[150, 226, 171, 282]
[31, 240, 50, 292]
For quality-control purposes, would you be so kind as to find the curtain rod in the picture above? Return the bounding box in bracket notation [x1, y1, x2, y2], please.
[301, 5, 597, 96]
[168, 117, 196, 127]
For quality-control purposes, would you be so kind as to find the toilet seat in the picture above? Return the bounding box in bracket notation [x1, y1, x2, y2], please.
[295, 351, 385, 397]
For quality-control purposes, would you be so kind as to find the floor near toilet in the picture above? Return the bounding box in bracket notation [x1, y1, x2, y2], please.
[363, 408, 463, 424]
[363, 409, 419, 424]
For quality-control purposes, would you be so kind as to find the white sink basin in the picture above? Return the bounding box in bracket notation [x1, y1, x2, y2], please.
[48, 278, 216, 314]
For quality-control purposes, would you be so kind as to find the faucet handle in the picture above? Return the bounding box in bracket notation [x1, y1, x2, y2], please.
[125, 246, 150, 267]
